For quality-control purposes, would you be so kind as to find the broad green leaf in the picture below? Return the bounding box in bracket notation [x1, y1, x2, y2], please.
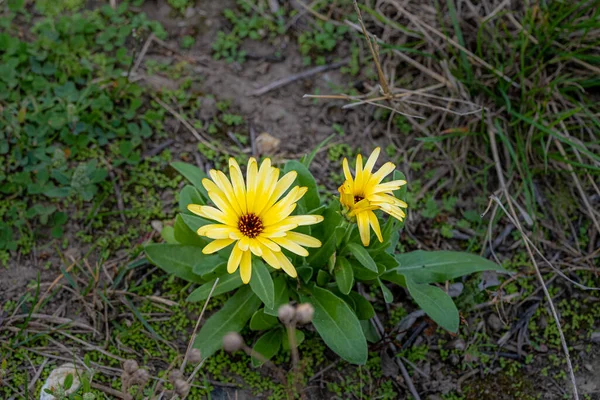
[252, 329, 282, 367]
[145, 244, 203, 283]
[250, 309, 278, 331]
[194, 286, 261, 359]
[264, 277, 289, 317]
[201, 262, 228, 281]
[374, 252, 399, 271]
[394, 251, 505, 284]
[360, 320, 381, 343]
[193, 259, 223, 277]
[380, 271, 406, 287]
[283, 160, 320, 211]
[349, 292, 375, 320]
[378, 278, 393, 303]
[174, 214, 207, 246]
[334, 257, 354, 295]
[171, 162, 209, 200]
[316, 269, 330, 286]
[350, 257, 381, 281]
[187, 273, 243, 302]
[249, 259, 275, 309]
[179, 185, 205, 212]
[301, 286, 367, 365]
[347, 243, 377, 272]
[297, 266, 313, 283]
[406, 278, 459, 333]
[307, 232, 337, 268]
[181, 213, 211, 232]
[282, 328, 305, 350]
[160, 226, 177, 244]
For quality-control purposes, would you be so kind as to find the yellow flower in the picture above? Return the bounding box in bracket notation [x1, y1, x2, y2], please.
[338, 147, 407, 246]
[188, 158, 323, 284]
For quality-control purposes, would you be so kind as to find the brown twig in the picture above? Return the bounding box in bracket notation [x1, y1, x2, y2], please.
[251, 60, 348, 96]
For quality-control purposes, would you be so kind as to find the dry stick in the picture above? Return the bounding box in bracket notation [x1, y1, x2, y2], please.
[34, 261, 77, 311]
[151, 95, 225, 155]
[344, 20, 451, 87]
[352, 0, 392, 97]
[487, 126, 579, 400]
[251, 60, 348, 96]
[292, 0, 330, 22]
[370, 314, 421, 400]
[180, 278, 220, 373]
[130, 33, 155, 77]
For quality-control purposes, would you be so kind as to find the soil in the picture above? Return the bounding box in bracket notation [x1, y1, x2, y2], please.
[2, 1, 599, 399]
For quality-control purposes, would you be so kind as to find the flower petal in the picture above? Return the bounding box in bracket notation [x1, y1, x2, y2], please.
[285, 231, 322, 248]
[228, 245, 243, 273]
[246, 158, 258, 213]
[188, 204, 237, 226]
[357, 212, 370, 246]
[197, 224, 238, 239]
[249, 238, 263, 257]
[284, 215, 324, 226]
[342, 158, 354, 183]
[363, 147, 380, 174]
[275, 252, 297, 278]
[368, 211, 383, 243]
[229, 158, 247, 214]
[202, 238, 235, 254]
[270, 236, 309, 257]
[240, 250, 252, 284]
[260, 245, 281, 270]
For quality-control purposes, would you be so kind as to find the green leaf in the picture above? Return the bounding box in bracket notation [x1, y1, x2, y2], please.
[301, 133, 335, 168]
[264, 277, 289, 316]
[394, 251, 505, 284]
[334, 257, 354, 295]
[249, 259, 275, 309]
[63, 373, 73, 390]
[307, 231, 336, 268]
[349, 292, 375, 320]
[349, 257, 381, 281]
[160, 226, 178, 244]
[181, 213, 211, 232]
[174, 214, 207, 246]
[406, 278, 459, 333]
[360, 320, 381, 343]
[180, 185, 205, 212]
[378, 278, 393, 303]
[193, 258, 223, 276]
[282, 328, 305, 350]
[194, 286, 261, 359]
[283, 160, 320, 211]
[171, 162, 209, 200]
[250, 309, 278, 331]
[380, 271, 406, 287]
[145, 244, 203, 283]
[347, 243, 377, 272]
[187, 273, 243, 302]
[297, 266, 313, 283]
[301, 286, 367, 365]
[251, 329, 282, 367]
[317, 269, 330, 286]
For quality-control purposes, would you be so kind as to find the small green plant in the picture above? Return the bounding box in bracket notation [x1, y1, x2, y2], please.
[145, 146, 505, 365]
[298, 21, 349, 65]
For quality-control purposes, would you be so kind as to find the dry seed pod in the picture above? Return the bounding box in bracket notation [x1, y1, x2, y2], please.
[278, 304, 296, 324]
[175, 379, 190, 397]
[188, 348, 202, 364]
[132, 369, 149, 385]
[295, 303, 314, 324]
[123, 360, 139, 375]
[222, 332, 244, 352]
[168, 370, 183, 383]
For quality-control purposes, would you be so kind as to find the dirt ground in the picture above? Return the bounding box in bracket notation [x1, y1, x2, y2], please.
[2, 0, 599, 399]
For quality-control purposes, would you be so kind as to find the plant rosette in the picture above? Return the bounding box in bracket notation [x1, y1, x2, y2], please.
[146, 146, 505, 365]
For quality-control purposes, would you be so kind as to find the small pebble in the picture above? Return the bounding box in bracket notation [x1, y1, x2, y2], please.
[487, 313, 504, 332]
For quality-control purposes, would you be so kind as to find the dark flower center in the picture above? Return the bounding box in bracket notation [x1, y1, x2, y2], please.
[354, 195, 364, 203]
[238, 213, 263, 238]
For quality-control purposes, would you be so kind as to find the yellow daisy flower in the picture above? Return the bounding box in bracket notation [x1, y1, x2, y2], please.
[338, 147, 408, 246]
[188, 158, 323, 284]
